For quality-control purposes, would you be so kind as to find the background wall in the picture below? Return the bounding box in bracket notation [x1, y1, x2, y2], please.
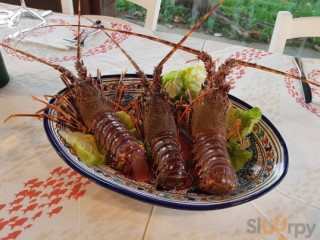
[0, 0, 106, 14]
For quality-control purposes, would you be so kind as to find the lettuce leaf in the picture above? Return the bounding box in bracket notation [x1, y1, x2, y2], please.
[163, 75, 184, 99]
[227, 142, 252, 170]
[116, 111, 135, 129]
[116, 111, 139, 139]
[162, 70, 181, 86]
[227, 107, 262, 143]
[183, 62, 207, 98]
[59, 130, 107, 165]
[162, 62, 207, 99]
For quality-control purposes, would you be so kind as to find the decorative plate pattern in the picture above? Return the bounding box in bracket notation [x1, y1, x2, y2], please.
[43, 74, 288, 210]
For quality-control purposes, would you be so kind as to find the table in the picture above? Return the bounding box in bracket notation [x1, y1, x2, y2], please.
[0, 3, 320, 240]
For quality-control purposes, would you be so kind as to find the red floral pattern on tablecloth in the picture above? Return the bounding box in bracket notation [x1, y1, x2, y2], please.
[0, 166, 91, 239]
[285, 68, 320, 117]
[307, 69, 320, 97]
[226, 48, 272, 89]
[2, 19, 132, 64]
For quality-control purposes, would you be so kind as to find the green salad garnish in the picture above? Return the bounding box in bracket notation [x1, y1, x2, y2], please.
[227, 141, 252, 171]
[226, 107, 261, 170]
[162, 62, 207, 99]
[227, 107, 262, 143]
[59, 130, 107, 166]
[116, 111, 139, 139]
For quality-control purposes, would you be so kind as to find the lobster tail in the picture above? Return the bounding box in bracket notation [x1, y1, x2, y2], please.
[93, 112, 150, 181]
[151, 132, 187, 189]
[192, 132, 236, 195]
[143, 91, 187, 189]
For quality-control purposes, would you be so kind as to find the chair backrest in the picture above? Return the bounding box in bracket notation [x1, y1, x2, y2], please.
[128, 0, 161, 30]
[60, 0, 74, 14]
[60, 0, 161, 30]
[269, 11, 320, 53]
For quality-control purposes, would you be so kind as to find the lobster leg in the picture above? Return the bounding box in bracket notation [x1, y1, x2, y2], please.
[5, 113, 86, 131]
[43, 94, 82, 120]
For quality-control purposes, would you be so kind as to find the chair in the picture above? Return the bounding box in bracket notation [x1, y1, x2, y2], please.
[60, 0, 74, 14]
[268, 11, 320, 53]
[61, 0, 161, 30]
[126, 0, 161, 31]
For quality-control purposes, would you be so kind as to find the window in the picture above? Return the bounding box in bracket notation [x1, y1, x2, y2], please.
[116, 0, 320, 58]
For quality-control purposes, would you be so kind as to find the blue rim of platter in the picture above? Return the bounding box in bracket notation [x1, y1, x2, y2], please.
[43, 74, 288, 210]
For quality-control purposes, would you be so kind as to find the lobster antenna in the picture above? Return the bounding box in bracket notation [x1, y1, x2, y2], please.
[157, 0, 225, 69]
[104, 31, 143, 74]
[14, 22, 202, 56]
[101, 27, 149, 87]
[0, 43, 55, 68]
[228, 59, 320, 88]
[0, 43, 77, 83]
[80, 15, 149, 87]
[76, 0, 82, 61]
[78, 16, 149, 87]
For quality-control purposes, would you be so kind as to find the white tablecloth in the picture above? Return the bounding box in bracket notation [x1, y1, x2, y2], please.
[0, 3, 320, 240]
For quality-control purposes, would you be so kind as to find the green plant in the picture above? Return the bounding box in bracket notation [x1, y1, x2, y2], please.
[116, 0, 146, 18]
[116, 0, 320, 46]
[160, 0, 192, 24]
